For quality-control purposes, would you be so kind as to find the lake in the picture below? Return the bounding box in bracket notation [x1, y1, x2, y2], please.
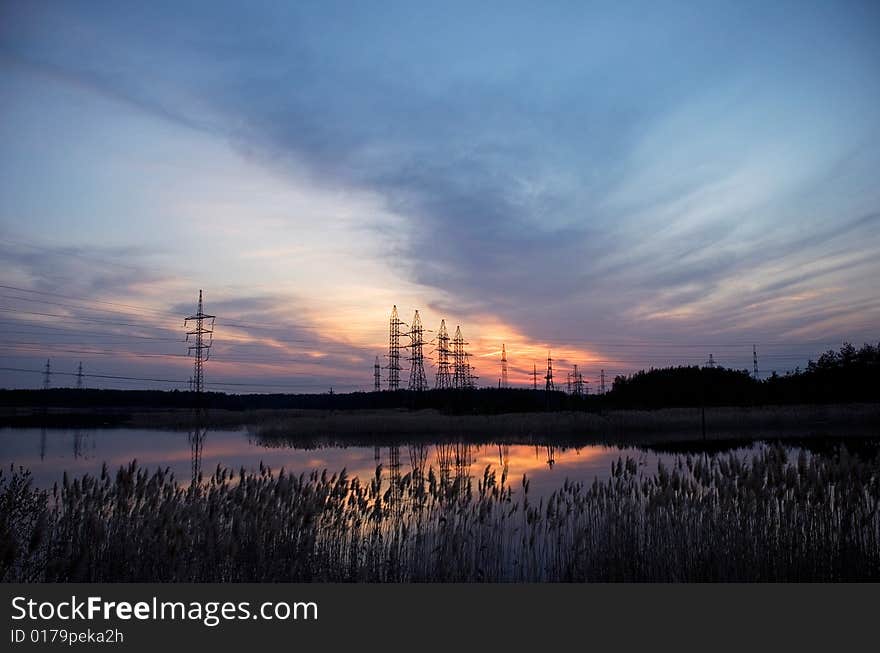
[0, 425, 774, 499]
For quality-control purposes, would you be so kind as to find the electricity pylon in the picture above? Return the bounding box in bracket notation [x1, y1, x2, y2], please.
[374, 356, 381, 391]
[42, 359, 51, 390]
[76, 361, 83, 389]
[184, 289, 215, 399]
[434, 319, 452, 389]
[753, 344, 759, 381]
[386, 305, 405, 390]
[501, 343, 508, 388]
[407, 310, 428, 391]
[545, 352, 555, 392]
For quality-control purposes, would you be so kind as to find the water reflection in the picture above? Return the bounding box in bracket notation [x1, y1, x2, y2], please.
[1, 426, 778, 501]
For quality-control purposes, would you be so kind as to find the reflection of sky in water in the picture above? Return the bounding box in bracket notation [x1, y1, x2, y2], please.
[0, 427, 763, 500]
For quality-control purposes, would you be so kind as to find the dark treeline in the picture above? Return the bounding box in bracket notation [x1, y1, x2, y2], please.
[1, 343, 877, 417]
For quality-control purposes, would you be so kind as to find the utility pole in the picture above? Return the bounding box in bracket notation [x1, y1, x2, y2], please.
[42, 358, 51, 390]
[374, 356, 381, 392]
[76, 361, 83, 389]
[184, 289, 215, 401]
[407, 310, 428, 391]
[501, 343, 508, 388]
[386, 305, 404, 391]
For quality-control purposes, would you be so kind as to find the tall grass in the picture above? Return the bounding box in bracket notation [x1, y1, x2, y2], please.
[2, 444, 879, 581]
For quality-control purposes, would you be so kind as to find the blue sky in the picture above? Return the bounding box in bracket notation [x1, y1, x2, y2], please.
[1, 1, 878, 391]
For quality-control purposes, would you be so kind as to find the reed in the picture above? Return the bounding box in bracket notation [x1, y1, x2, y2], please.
[2, 443, 879, 582]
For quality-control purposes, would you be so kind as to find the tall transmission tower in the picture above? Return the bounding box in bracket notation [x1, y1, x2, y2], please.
[571, 364, 584, 397]
[42, 358, 51, 390]
[407, 310, 428, 391]
[532, 363, 538, 390]
[386, 305, 404, 391]
[753, 344, 759, 381]
[184, 289, 215, 398]
[452, 325, 468, 389]
[76, 361, 83, 389]
[705, 353, 717, 368]
[374, 356, 381, 392]
[600, 369, 606, 395]
[501, 343, 508, 388]
[545, 352, 555, 392]
[434, 319, 452, 389]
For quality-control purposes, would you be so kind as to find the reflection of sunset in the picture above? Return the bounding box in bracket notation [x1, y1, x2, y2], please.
[3, 428, 668, 501]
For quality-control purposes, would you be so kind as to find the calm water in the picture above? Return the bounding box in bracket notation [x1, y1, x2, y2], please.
[0, 426, 770, 499]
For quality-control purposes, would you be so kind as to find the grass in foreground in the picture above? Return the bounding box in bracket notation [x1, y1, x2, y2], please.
[2, 444, 879, 582]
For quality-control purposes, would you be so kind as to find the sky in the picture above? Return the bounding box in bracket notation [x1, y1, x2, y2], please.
[0, 0, 879, 392]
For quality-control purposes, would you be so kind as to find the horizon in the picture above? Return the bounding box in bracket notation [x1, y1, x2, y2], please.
[2, 1, 879, 392]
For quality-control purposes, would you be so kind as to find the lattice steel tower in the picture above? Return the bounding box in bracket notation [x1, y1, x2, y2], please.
[452, 326, 468, 389]
[374, 356, 381, 391]
[42, 359, 51, 390]
[76, 361, 83, 389]
[407, 310, 428, 391]
[501, 344, 508, 388]
[386, 305, 404, 390]
[600, 369, 606, 394]
[434, 319, 452, 389]
[545, 352, 555, 392]
[184, 290, 215, 397]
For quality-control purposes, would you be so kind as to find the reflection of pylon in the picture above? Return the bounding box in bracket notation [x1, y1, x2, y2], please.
[188, 423, 207, 486]
[501, 344, 508, 388]
[386, 305, 404, 390]
[407, 310, 428, 391]
[434, 320, 452, 389]
[545, 352, 555, 392]
[387, 445, 401, 513]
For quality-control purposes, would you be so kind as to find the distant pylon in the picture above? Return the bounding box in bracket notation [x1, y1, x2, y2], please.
[374, 356, 381, 391]
[434, 320, 452, 389]
[407, 310, 428, 391]
[465, 352, 478, 389]
[452, 326, 468, 389]
[184, 289, 215, 399]
[386, 305, 405, 391]
[705, 353, 716, 369]
[753, 344, 759, 381]
[42, 359, 51, 390]
[545, 352, 555, 392]
[532, 363, 538, 390]
[600, 369, 606, 394]
[501, 344, 508, 388]
[571, 364, 583, 397]
[76, 361, 83, 389]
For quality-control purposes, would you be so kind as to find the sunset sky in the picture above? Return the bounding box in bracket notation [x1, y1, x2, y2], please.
[1, 1, 879, 392]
